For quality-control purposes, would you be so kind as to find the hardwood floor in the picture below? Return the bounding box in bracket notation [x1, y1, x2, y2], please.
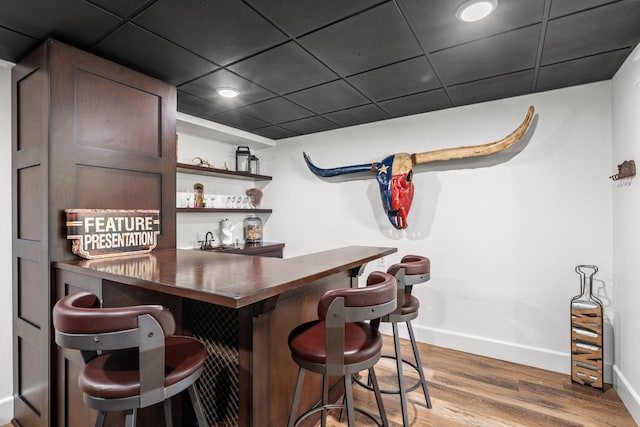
[2, 338, 635, 427]
[321, 336, 636, 427]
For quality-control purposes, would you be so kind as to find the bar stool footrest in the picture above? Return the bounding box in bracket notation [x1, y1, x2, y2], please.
[353, 354, 425, 395]
[292, 403, 385, 427]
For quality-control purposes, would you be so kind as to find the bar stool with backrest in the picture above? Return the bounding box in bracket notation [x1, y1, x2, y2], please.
[370, 255, 433, 426]
[287, 271, 397, 427]
[52, 291, 209, 427]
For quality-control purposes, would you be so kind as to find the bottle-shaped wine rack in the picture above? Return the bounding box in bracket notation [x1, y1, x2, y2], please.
[570, 265, 603, 389]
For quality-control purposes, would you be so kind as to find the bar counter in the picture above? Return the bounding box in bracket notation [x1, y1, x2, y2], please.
[54, 245, 395, 308]
[54, 245, 396, 426]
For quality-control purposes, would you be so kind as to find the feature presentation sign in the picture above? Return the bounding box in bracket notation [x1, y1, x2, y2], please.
[65, 209, 160, 259]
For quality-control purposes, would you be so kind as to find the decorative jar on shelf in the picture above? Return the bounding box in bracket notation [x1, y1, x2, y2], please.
[194, 183, 205, 208]
[243, 215, 262, 243]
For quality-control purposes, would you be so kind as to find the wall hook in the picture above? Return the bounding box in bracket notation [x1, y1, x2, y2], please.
[610, 160, 635, 181]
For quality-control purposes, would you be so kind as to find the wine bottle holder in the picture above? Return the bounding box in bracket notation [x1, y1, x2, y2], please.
[570, 265, 603, 389]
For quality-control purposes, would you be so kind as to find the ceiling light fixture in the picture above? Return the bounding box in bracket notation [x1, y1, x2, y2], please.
[456, 0, 498, 22]
[216, 87, 239, 98]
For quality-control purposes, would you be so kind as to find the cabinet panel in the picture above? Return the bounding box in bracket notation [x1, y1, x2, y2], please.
[18, 337, 45, 416]
[75, 166, 162, 211]
[17, 67, 45, 151]
[18, 258, 44, 327]
[17, 165, 42, 241]
[75, 69, 161, 158]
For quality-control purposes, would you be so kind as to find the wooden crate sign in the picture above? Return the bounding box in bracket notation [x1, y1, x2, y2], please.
[65, 209, 160, 259]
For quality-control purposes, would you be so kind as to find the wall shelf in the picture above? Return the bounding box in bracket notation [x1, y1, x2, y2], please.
[176, 162, 272, 181]
[177, 208, 272, 214]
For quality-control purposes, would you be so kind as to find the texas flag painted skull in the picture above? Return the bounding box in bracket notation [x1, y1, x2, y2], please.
[303, 106, 534, 230]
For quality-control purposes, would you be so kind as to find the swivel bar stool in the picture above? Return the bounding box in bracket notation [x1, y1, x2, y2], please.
[369, 255, 432, 426]
[287, 271, 397, 427]
[53, 291, 209, 427]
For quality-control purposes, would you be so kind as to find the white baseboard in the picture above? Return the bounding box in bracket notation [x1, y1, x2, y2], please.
[613, 365, 640, 425]
[379, 321, 614, 383]
[0, 394, 13, 425]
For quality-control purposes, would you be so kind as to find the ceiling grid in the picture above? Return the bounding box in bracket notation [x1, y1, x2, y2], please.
[1, 0, 638, 139]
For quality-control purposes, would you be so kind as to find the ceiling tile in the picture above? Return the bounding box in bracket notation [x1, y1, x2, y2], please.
[448, 70, 534, 106]
[245, 0, 382, 37]
[549, 0, 619, 18]
[251, 126, 298, 139]
[378, 89, 452, 117]
[237, 97, 315, 124]
[280, 116, 340, 134]
[285, 80, 369, 114]
[177, 91, 229, 118]
[431, 25, 540, 86]
[542, 1, 640, 65]
[133, 0, 287, 65]
[347, 56, 440, 101]
[93, 24, 217, 86]
[1, 0, 638, 137]
[536, 49, 632, 92]
[0, 27, 39, 63]
[89, 0, 150, 18]
[400, 0, 545, 52]
[0, 0, 121, 47]
[179, 69, 276, 107]
[209, 110, 270, 130]
[324, 104, 389, 127]
[230, 41, 337, 95]
[299, 1, 422, 76]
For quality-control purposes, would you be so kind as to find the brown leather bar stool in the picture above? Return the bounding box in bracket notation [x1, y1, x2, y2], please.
[368, 255, 433, 426]
[287, 271, 397, 427]
[52, 291, 209, 427]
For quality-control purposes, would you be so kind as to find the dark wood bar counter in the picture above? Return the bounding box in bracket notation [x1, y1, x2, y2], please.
[54, 245, 396, 426]
[54, 245, 394, 308]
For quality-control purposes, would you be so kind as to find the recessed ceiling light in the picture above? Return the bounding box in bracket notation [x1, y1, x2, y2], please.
[456, 0, 498, 22]
[216, 87, 239, 98]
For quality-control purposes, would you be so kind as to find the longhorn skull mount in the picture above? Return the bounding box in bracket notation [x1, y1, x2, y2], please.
[304, 106, 535, 230]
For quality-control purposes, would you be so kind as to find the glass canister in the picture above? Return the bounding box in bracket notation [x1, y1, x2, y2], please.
[243, 215, 262, 243]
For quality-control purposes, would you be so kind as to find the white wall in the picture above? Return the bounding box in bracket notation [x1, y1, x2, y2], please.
[611, 43, 640, 424]
[1, 56, 630, 423]
[0, 60, 14, 423]
[263, 83, 614, 378]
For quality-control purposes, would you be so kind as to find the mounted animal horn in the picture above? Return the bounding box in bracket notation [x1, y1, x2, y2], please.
[304, 106, 535, 230]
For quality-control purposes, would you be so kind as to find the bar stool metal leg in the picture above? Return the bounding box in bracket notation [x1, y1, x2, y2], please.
[124, 409, 137, 427]
[344, 373, 356, 427]
[407, 321, 432, 409]
[95, 411, 106, 427]
[369, 367, 389, 427]
[288, 367, 306, 427]
[322, 374, 329, 427]
[188, 384, 209, 426]
[163, 400, 173, 427]
[393, 322, 410, 426]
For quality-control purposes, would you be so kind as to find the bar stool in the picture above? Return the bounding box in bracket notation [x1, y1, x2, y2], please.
[368, 255, 432, 426]
[52, 291, 209, 427]
[287, 271, 397, 427]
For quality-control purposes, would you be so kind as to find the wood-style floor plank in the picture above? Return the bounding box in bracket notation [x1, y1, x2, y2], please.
[2, 338, 635, 427]
[322, 336, 636, 427]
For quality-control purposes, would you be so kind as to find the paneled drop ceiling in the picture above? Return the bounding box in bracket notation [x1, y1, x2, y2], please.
[1, 0, 639, 139]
